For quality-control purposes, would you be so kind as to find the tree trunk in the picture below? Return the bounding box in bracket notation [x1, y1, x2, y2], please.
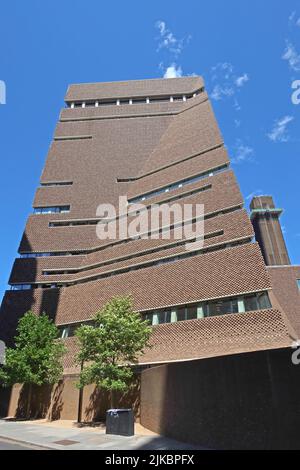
[110, 389, 116, 409]
[77, 360, 84, 424]
[77, 387, 83, 424]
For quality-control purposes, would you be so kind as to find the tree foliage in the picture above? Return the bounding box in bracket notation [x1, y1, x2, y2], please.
[75, 296, 151, 394]
[0, 311, 66, 387]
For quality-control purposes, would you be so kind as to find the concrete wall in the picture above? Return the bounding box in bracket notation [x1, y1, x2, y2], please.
[0, 375, 140, 422]
[141, 348, 300, 449]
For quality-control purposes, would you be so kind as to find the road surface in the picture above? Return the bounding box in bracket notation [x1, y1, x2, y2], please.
[0, 437, 45, 450]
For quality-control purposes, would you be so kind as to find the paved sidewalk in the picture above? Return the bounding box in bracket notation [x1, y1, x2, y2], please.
[0, 420, 201, 450]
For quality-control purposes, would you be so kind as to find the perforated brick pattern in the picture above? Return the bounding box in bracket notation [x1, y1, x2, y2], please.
[61, 308, 292, 373]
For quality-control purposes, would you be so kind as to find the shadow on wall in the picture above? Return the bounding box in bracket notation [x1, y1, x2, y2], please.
[140, 349, 300, 450]
[0, 374, 141, 422]
[0, 232, 64, 418]
[0, 380, 67, 421]
[0, 387, 11, 418]
[0, 232, 61, 348]
[48, 380, 64, 420]
[83, 373, 141, 422]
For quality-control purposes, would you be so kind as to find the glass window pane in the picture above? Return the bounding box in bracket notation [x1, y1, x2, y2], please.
[170, 310, 177, 322]
[244, 295, 258, 312]
[186, 305, 197, 320]
[257, 292, 271, 309]
[177, 308, 186, 321]
[144, 313, 151, 323]
[208, 301, 223, 316]
[197, 304, 205, 318]
[158, 311, 166, 324]
[152, 312, 159, 325]
[220, 298, 238, 314]
[237, 298, 245, 313]
[164, 310, 171, 323]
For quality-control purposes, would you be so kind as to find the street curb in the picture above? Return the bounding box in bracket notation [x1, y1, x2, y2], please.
[0, 434, 58, 450]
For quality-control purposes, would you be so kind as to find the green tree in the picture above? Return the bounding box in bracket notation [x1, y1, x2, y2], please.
[0, 311, 66, 418]
[75, 296, 151, 409]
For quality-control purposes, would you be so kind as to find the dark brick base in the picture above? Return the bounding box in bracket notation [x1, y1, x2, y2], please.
[140, 348, 300, 449]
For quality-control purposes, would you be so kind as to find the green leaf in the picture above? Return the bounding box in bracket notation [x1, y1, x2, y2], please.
[75, 296, 151, 392]
[0, 311, 66, 387]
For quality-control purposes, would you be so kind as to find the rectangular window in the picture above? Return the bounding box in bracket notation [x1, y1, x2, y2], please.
[131, 98, 147, 104]
[11, 284, 32, 291]
[61, 327, 70, 339]
[33, 205, 70, 214]
[143, 292, 271, 326]
[144, 313, 152, 323]
[297, 280, 300, 291]
[186, 305, 197, 320]
[177, 307, 186, 321]
[161, 310, 171, 323]
[208, 300, 223, 316]
[202, 298, 238, 317]
[170, 309, 177, 322]
[197, 304, 205, 319]
[244, 294, 259, 312]
[257, 292, 272, 309]
[40, 181, 73, 187]
[165, 310, 172, 323]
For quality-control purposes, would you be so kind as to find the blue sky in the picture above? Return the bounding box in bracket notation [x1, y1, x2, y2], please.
[0, 0, 299, 299]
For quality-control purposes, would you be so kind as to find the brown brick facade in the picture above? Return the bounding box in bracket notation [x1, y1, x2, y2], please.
[0, 76, 296, 367]
[140, 349, 300, 449]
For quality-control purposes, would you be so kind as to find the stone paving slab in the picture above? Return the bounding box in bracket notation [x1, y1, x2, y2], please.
[0, 420, 201, 450]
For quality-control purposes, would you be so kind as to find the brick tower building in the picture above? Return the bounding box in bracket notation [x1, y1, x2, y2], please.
[0, 77, 299, 448]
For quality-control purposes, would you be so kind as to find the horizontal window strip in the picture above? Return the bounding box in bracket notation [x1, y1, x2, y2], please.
[47, 204, 243, 256]
[40, 181, 73, 187]
[128, 165, 227, 203]
[42, 229, 224, 276]
[143, 292, 272, 326]
[49, 182, 213, 228]
[19, 205, 243, 259]
[20, 251, 85, 258]
[10, 236, 251, 290]
[33, 205, 70, 215]
[65, 88, 204, 108]
[54, 135, 92, 141]
[58, 291, 272, 337]
[61, 94, 208, 123]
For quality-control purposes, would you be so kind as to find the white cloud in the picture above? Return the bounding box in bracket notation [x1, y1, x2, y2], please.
[155, 20, 190, 57]
[231, 139, 254, 164]
[235, 73, 249, 87]
[233, 98, 241, 111]
[209, 63, 249, 104]
[282, 41, 300, 71]
[267, 115, 294, 142]
[211, 84, 234, 100]
[289, 11, 296, 25]
[163, 64, 183, 79]
[245, 190, 263, 201]
[234, 119, 241, 128]
[155, 20, 191, 79]
[289, 11, 300, 27]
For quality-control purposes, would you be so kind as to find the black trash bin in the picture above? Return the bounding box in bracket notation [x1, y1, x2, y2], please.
[106, 408, 134, 436]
